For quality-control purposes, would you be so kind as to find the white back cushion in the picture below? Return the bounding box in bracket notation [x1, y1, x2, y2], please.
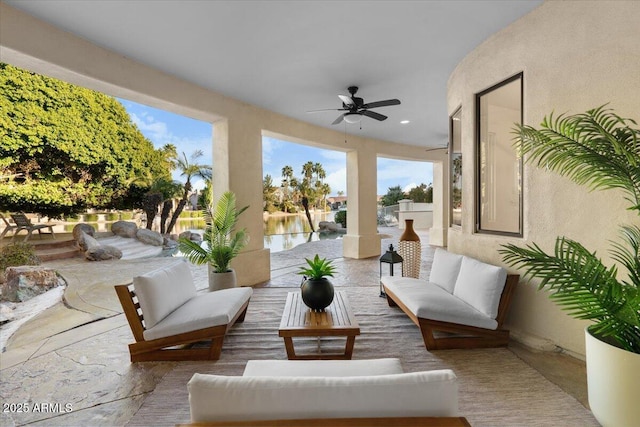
[453, 256, 507, 319]
[133, 260, 197, 329]
[429, 248, 463, 293]
[188, 370, 458, 422]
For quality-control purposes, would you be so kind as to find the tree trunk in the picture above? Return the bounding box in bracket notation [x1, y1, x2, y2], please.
[166, 199, 187, 234]
[142, 192, 162, 230]
[302, 196, 315, 232]
[160, 200, 173, 234]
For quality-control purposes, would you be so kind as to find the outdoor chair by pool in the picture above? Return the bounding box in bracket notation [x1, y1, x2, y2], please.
[115, 260, 252, 362]
[0, 213, 18, 240]
[9, 212, 56, 242]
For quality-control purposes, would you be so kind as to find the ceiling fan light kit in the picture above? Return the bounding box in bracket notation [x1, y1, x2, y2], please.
[343, 113, 363, 124]
[308, 86, 401, 125]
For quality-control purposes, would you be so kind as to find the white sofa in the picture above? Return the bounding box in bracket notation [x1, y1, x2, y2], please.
[114, 260, 252, 362]
[382, 248, 518, 350]
[185, 358, 469, 426]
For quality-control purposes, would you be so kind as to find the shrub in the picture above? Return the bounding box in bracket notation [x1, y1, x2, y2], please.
[334, 210, 347, 228]
[0, 243, 40, 272]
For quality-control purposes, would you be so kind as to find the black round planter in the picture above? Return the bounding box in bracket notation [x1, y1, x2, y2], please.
[300, 278, 334, 310]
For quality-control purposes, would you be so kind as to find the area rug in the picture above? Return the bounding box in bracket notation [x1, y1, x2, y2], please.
[128, 286, 598, 427]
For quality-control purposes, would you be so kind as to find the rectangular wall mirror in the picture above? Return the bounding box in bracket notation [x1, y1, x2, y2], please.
[450, 107, 462, 227]
[475, 73, 523, 236]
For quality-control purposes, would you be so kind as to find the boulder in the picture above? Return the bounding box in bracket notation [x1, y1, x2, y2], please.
[85, 245, 123, 261]
[112, 221, 138, 238]
[1, 266, 63, 302]
[76, 230, 101, 251]
[178, 231, 202, 242]
[136, 229, 164, 246]
[163, 238, 178, 249]
[72, 223, 95, 241]
[319, 221, 339, 232]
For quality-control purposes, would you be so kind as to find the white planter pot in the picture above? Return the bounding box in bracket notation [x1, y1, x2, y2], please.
[208, 266, 237, 291]
[585, 327, 640, 427]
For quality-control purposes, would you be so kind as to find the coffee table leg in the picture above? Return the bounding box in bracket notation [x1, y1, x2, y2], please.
[283, 337, 296, 359]
[344, 335, 356, 359]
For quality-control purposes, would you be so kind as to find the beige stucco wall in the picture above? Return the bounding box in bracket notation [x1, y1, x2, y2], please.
[0, 3, 448, 285]
[447, 0, 640, 357]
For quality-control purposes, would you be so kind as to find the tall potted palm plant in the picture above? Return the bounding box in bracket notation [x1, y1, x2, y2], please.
[178, 191, 248, 291]
[500, 106, 639, 427]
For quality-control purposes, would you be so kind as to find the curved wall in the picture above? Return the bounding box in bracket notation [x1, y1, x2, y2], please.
[447, 0, 640, 357]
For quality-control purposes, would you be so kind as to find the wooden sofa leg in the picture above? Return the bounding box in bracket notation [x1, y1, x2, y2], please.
[236, 305, 248, 323]
[385, 294, 398, 307]
[209, 336, 224, 360]
[418, 320, 438, 350]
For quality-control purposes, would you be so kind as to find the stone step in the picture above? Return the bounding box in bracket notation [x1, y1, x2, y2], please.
[28, 239, 75, 251]
[32, 240, 81, 262]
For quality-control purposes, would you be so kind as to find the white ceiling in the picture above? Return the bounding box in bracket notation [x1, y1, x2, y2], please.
[5, 0, 542, 148]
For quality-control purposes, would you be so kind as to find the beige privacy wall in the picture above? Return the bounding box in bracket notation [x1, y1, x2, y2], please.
[447, 0, 640, 357]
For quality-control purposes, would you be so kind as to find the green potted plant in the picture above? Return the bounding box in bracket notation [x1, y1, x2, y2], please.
[499, 105, 639, 427]
[297, 254, 336, 310]
[179, 191, 248, 291]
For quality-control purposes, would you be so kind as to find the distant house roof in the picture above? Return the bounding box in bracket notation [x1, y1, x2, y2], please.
[327, 196, 347, 203]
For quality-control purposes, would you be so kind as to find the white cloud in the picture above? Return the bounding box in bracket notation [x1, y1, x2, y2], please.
[403, 183, 417, 192]
[324, 167, 347, 195]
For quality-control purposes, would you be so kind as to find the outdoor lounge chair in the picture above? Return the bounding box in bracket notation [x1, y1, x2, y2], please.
[9, 212, 56, 242]
[0, 213, 18, 240]
[115, 260, 252, 362]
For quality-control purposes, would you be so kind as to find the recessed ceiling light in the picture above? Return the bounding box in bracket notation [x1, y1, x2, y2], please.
[400, 120, 410, 124]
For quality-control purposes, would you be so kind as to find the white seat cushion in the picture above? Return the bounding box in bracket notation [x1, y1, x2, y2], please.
[143, 287, 252, 341]
[453, 256, 507, 319]
[243, 358, 404, 377]
[188, 370, 458, 422]
[429, 248, 463, 293]
[133, 260, 197, 329]
[382, 276, 498, 330]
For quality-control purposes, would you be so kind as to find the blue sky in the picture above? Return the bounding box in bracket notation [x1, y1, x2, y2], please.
[119, 99, 433, 195]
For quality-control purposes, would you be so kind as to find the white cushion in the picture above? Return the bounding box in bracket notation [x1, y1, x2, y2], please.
[383, 276, 498, 330]
[188, 370, 458, 422]
[134, 261, 197, 329]
[143, 287, 252, 341]
[453, 256, 507, 319]
[429, 248, 463, 293]
[243, 358, 404, 377]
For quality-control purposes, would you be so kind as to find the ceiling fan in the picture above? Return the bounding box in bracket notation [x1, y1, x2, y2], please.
[307, 86, 401, 125]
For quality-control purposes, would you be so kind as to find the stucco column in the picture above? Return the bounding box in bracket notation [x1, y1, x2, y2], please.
[429, 160, 448, 247]
[213, 118, 270, 286]
[343, 149, 382, 258]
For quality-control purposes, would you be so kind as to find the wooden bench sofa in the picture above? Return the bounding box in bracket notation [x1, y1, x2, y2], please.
[382, 248, 518, 350]
[115, 260, 252, 362]
[180, 358, 470, 426]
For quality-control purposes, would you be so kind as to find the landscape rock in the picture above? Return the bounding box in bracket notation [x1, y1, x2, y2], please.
[319, 221, 340, 232]
[178, 231, 202, 242]
[72, 223, 95, 241]
[2, 266, 63, 302]
[76, 230, 101, 251]
[112, 221, 138, 238]
[136, 229, 164, 246]
[163, 238, 178, 249]
[85, 245, 123, 261]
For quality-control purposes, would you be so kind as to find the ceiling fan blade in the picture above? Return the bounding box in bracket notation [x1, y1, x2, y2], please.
[332, 114, 345, 125]
[362, 110, 387, 121]
[338, 94, 355, 107]
[361, 99, 401, 109]
[306, 108, 346, 113]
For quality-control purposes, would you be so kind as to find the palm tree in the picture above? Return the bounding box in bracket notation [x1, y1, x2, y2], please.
[500, 105, 640, 353]
[166, 150, 212, 234]
[281, 165, 294, 212]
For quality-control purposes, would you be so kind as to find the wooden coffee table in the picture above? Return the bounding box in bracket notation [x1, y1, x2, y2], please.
[278, 291, 360, 360]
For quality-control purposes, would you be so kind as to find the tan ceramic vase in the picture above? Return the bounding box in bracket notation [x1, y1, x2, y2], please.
[398, 219, 421, 278]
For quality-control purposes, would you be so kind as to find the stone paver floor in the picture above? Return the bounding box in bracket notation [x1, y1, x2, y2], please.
[1, 226, 427, 426]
